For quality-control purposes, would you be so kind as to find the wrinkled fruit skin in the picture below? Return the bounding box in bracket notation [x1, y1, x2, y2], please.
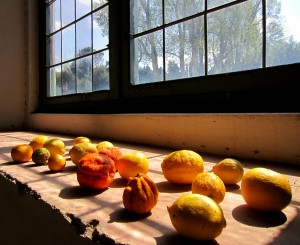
[32, 148, 50, 165]
[123, 173, 159, 214]
[77, 153, 116, 190]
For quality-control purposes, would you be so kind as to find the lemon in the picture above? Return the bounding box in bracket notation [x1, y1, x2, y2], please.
[48, 154, 66, 171]
[241, 167, 292, 212]
[43, 138, 66, 155]
[212, 158, 244, 185]
[161, 150, 204, 184]
[73, 136, 91, 145]
[29, 135, 48, 152]
[96, 141, 114, 152]
[116, 151, 149, 180]
[192, 172, 226, 204]
[167, 193, 226, 240]
[69, 142, 98, 166]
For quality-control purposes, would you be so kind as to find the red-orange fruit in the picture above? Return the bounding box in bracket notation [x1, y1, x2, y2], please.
[98, 146, 122, 164]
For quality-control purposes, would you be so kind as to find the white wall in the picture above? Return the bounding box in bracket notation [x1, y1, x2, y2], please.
[1, 0, 299, 166]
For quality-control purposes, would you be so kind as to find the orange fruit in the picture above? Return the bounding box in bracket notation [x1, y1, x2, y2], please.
[167, 193, 226, 240]
[11, 144, 33, 163]
[29, 135, 48, 151]
[73, 136, 91, 145]
[192, 172, 226, 204]
[212, 158, 244, 185]
[161, 150, 204, 184]
[69, 142, 98, 166]
[241, 167, 292, 212]
[43, 138, 66, 155]
[96, 141, 114, 152]
[116, 151, 149, 180]
[47, 154, 66, 171]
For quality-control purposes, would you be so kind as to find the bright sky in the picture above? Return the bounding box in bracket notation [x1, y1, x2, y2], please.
[280, 0, 300, 41]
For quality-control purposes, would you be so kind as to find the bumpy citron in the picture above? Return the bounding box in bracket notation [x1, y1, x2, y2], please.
[69, 142, 98, 166]
[47, 154, 66, 171]
[73, 136, 91, 145]
[241, 167, 292, 212]
[192, 172, 226, 204]
[167, 193, 226, 240]
[43, 138, 66, 155]
[11, 144, 33, 163]
[212, 158, 244, 185]
[29, 135, 49, 152]
[161, 150, 204, 184]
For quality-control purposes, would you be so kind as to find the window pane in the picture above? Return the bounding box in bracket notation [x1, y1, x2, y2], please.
[76, 0, 91, 19]
[62, 61, 76, 95]
[48, 65, 62, 97]
[131, 31, 163, 84]
[165, 0, 204, 24]
[208, 0, 236, 9]
[93, 51, 109, 90]
[46, 1, 60, 34]
[165, 16, 205, 80]
[207, 0, 262, 75]
[266, 0, 300, 67]
[130, 0, 162, 34]
[62, 24, 75, 61]
[62, 0, 75, 27]
[76, 56, 93, 93]
[76, 16, 92, 57]
[93, 0, 108, 10]
[46, 32, 61, 66]
[93, 7, 109, 51]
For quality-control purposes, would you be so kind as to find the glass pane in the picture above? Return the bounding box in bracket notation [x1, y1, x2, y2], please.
[93, 0, 108, 10]
[131, 31, 163, 84]
[208, 0, 236, 9]
[76, 16, 92, 57]
[76, 0, 91, 19]
[46, 1, 61, 34]
[93, 7, 109, 51]
[266, 0, 300, 67]
[165, 16, 205, 80]
[93, 51, 110, 90]
[130, 0, 162, 34]
[76, 56, 93, 93]
[207, 0, 262, 75]
[62, 61, 76, 95]
[46, 32, 61, 66]
[165, 0, 204, 23]
[62, 0, 75, 27]
[48, 65, 62, 97]
[62, 24, 75, 61]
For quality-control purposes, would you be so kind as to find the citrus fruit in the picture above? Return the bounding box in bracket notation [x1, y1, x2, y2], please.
[77, 153, 116, 190]
[241, 167, 292, 212]
[11, 144, 33, 163]
[43, 138, 66, 155]
[73, 136, 91, 145]
[96, 141, 114, 152]
[192, 172, 226, 204]
[167, 193, 226, 240]
[98, 146, 122, 165]
[47, 154, 66, 171]
[32, 147, 50, 165]
[116, 151, 149, 180]
[212, 158, 244, 185]
[69, 142, 98, 166]
[29, 135, 48, 152]
[161, 150, 204, 184]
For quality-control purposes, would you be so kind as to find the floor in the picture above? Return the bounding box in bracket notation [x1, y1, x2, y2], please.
[0, 131, 299, 245]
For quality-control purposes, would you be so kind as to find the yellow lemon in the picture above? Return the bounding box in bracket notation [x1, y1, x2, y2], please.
[29, 135, 48, 152]
[96, 141, 114, 152]
[192, 172, 226, 204]
[167, 193, 226, 240]
[212, 158, 244, 185]
[48, 154, 66, 171]
[161, 150, 204, 184]
[73, 136, 91, 145]
[69, 142, 98, 166]
[43, 138, 66, 155]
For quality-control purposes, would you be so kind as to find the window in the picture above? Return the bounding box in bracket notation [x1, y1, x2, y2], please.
[41, 0, 300, 113]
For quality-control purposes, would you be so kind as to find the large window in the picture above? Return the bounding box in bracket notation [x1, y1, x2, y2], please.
[41, 0, 300, 113]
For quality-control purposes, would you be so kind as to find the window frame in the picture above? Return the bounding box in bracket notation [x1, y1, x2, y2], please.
[39, 0, 300, 114]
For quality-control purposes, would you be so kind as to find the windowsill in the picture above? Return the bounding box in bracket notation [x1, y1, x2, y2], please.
[1, 131, 299, 244]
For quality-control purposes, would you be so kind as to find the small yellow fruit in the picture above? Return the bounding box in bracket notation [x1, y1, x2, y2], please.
[11, 144, 33, 163]
[29, 135, 49, 152]
[116, 152, 149, 180]
[47, 154, 66, 171]
[167, 193, 226, 240]
[212, 158, 244, 185]
[69, 142, 98, 166]
[73, 136, 91, 145]
[161, 150, 204, 184]
[43, 138, 66, 155]
[241, 167, 292, 212]
[192, 172, 226, 204]
[96, 141, 114, 152]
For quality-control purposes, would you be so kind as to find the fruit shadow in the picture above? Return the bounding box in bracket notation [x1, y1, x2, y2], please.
[59, 185, 107, 199]
[155, 181, 191, 193]
[108, 208, 152, 223]
[232, 204, 287, 227]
